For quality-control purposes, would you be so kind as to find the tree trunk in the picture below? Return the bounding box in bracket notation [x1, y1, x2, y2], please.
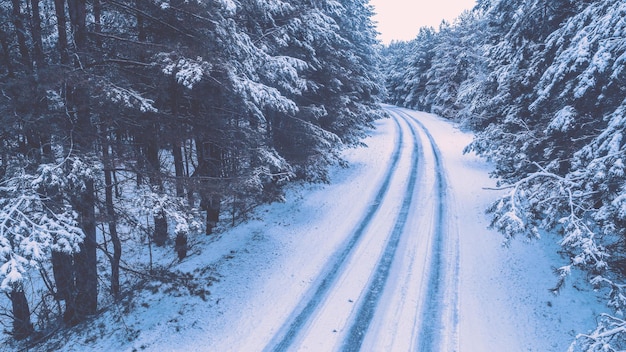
[196, 139, 222, 235]
[0, 28, 13, 76]
[68, 89, 97, 324]
[146, 137, 168, 246]
[53, 0, 70, 65]
[28, 0, 45, 70]
[171, 79, 185, 198]
[65, 0, 97, 324]
[93, 0, 102, 49]
[10, 286, 33, 340]
[51, 251, 75, 302]
[136, 0, 146, 42]
[173, 142, 185, 197]
[53, 250, 80, 325]
[67, 89, 97, 324]
[175, 231, 187, 261]
[103, 141, 121, 298]
[10, 0, 32, 70]
[154, 213, 168, 247]
[72, 178, 98, 323]
[201, 194, 221, 235]
[67, 0, 86, 52]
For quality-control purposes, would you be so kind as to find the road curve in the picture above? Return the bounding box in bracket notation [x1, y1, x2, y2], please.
[264, 106, 460, 351]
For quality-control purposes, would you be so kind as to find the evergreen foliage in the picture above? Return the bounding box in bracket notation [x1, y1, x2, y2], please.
[0, 0, 383, 342]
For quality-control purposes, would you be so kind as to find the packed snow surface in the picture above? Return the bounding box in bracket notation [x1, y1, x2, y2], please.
[20, 107, 604, 351]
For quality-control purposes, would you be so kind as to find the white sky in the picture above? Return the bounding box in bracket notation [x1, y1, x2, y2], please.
[369, 0, 477, 44]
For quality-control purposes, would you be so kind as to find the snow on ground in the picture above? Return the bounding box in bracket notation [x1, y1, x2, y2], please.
[14, 107, 606, 352]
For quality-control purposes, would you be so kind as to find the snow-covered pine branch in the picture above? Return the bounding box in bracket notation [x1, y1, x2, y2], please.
[570, 314, 626, 352]
[132, 187, 202, 238]
[156, 53, 212, 90]
[0, 166, 85, 292]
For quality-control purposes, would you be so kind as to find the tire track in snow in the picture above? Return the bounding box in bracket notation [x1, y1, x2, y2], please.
[395, 107, 460, 352]
[264, 117, 406, 352]
[341, 109, 422, 351]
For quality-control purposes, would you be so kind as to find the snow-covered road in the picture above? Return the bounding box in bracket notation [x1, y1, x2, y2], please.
[264, 107, 459, 351]
[58, 106, 602, 352]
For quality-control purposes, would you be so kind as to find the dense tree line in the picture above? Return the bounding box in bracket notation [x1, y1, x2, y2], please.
[381, 0, 626, 349]
[0, 0, 383, 342]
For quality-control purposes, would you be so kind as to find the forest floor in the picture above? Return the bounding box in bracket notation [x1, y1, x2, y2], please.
[8, 107, 606, 352]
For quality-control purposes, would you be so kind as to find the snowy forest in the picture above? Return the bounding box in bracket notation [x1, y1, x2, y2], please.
[381, 0, 626, 350]
[4, 0, 626, 349]
[0, 0, 384, 344]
